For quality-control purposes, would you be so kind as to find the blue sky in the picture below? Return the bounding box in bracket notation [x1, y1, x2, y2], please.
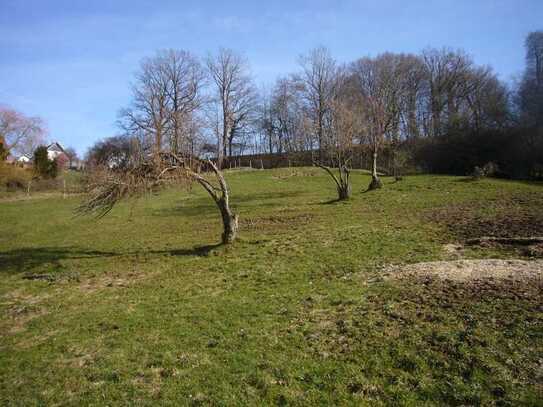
[1, 0, 541, 155]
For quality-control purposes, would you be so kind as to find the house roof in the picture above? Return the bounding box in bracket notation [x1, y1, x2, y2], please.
[47, 142, 65, 153]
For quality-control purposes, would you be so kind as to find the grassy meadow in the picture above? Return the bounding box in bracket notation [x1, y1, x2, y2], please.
[1, 168, 542, 405]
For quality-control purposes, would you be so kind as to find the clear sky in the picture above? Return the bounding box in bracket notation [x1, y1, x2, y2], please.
[1, 0, 541, 155]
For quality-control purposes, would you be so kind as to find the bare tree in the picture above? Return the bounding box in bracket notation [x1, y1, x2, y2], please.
[351, 54, 404, 190]
[316, 77, 362, 200]
[0, 106, 47, 158]
[78, 153, 238, 244]
[421, 48, 474, 137]
[258, 87, 277, 154]
[297, 47, 339, 157]
[85, 135, 137, 170]
[84, 50, 238, 245]
[271, 77, 308, 153]
[162, 50, 207, 154]
[397, 54, 426, 140]
[206, 48, 257, 166]
[463, 67, 509, 131]
[518, 31, 543, 127]
[119, 50, 205, 164]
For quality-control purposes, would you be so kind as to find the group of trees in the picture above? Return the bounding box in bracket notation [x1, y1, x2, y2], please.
[88, 31, 542, 182]
[81, 31, 542, 243]
[257, 46, 515, 188]
[104, 48, 259, 171]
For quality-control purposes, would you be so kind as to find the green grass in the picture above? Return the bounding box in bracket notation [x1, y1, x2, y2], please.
[1, 168, 542, 405]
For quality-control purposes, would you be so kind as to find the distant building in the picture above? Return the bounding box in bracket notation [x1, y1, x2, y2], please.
[46, 142, 71, 169]
[17, 155, 31, 163]
[46, 142, 66, 160]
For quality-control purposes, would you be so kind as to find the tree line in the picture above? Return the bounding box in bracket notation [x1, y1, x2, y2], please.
[86, 30, 542, 182]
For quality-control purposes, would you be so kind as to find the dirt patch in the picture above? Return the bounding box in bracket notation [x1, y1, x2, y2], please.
[386, 259, 543, 282]
[240, 213, 314, 230]
[78, 271, 145, 293]
[427, 194, 543, 240]
[271, 169, 319, 180]
[3, 304, 49, 334]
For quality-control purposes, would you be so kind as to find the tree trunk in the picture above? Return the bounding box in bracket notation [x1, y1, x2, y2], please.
[222, 123, 229, 164]
[317, 163, 351, 201]
[192, 159, 238, 245]
[368, 146, 382, 190]
[217, 198, 238, 244]
[337, 183, 352, 200]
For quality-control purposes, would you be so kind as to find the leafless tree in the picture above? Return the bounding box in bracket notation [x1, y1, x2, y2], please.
[0, 106, 47, 158]
[316, 77, 363, 200]
[397, 54, 426, 140]
[85, 50, 238, 245]
[518, 31, 543, 127]
[463, 67, 509, 131]
[421, 48, 474, 137]
[257, 86, 276, 154]
[297, 47, 339, 157]
[271, 77, 309, 153]
[206, 48, 257, 166]
[78, 153, 238, 244]
[119, 50, 206, 164]
[351, 54, 405, 190]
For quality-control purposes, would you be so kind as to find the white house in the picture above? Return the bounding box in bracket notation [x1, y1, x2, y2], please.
[17, 155, 31, 163]
[47, 142, 66, 160]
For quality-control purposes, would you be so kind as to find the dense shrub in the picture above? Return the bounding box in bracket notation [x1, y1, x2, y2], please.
[33, 146, 58, 179]
[0, 163, 32, 192]
[412, 127, 543, 179]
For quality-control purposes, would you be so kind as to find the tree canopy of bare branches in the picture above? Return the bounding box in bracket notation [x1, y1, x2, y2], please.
[119, 49, 206, 163]
[0, 106, 47, 158]
[297, 47, 339, 157]
[83, 50, 238, 244]
[79, 153, 238, 244]
[206, 48, 257, 165]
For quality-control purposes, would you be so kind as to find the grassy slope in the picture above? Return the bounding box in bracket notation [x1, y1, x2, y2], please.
[0, 168, 542, 405]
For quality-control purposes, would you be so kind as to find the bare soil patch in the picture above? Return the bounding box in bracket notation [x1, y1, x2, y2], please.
[386, 259, 543, 282]
[240, 213, 314, 230]
[427, 193, 543, 240]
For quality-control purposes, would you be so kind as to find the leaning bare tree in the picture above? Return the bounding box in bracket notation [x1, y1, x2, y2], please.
[80, 49, 239, 245]
[78, 154, 238, 244]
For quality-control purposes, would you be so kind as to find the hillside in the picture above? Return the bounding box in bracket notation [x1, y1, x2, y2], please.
[1, 168, 542, 405]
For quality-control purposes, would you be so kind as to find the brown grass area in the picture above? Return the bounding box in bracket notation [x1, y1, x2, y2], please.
[240, 213, 314, 231]
[427, 193, 543, 240]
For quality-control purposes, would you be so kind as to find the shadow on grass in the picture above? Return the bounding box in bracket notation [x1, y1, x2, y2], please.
[152, 243, 223, 257]
[0, 244, 224, 276]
